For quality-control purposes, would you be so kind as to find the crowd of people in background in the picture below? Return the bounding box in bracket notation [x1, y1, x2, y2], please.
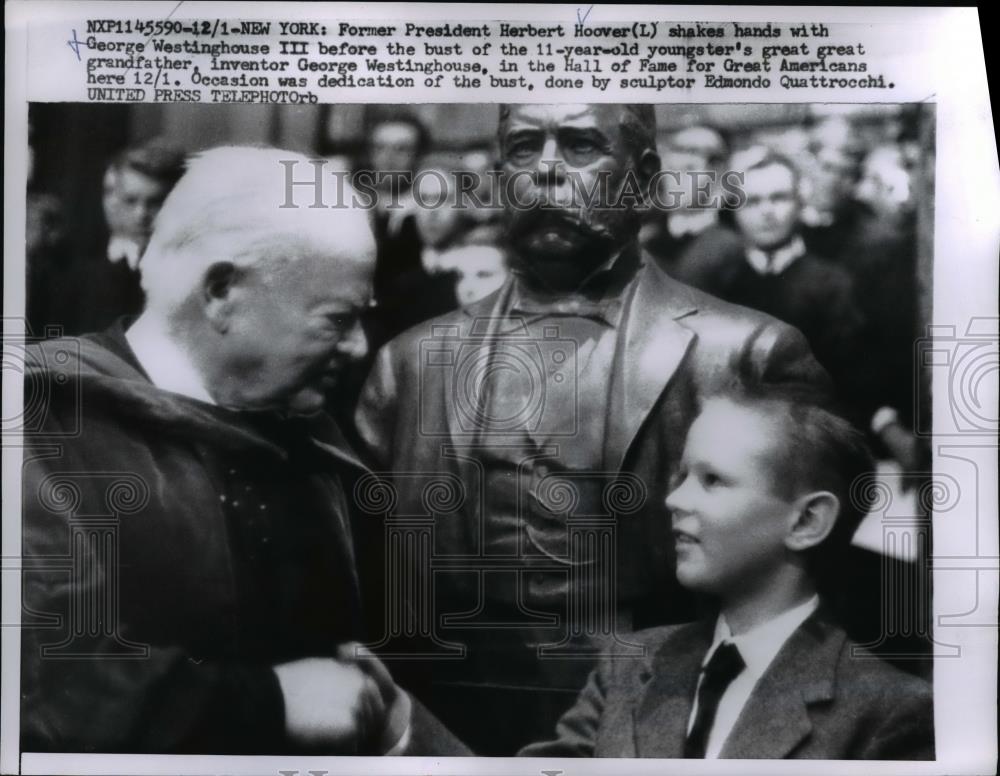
[27, 106, 927, 472]
[640, 115, 925, 471]
[27, 139, 186, 336]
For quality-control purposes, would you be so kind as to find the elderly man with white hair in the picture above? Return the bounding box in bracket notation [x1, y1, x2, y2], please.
[19, 147, 459, 755]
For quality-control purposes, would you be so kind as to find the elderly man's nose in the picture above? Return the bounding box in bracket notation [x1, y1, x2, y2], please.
[338, 321, 368, 361]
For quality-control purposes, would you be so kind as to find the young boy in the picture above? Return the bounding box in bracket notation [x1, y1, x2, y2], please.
[519, 386, 934, 759]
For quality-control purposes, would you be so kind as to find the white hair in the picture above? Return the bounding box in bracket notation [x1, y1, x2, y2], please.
[139, 146, 374, 315]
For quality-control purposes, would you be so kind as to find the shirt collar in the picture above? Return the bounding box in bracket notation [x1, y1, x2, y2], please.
[509, 242, 641, 325]
[384, 190, 419, 236]
[125, 315, 216, 405]
[107, 235, 143, 269]
[705, 595, 820, 678]
[800, 205, 836, 228]
[421, 246, 461, 275]
[745, 235, 807, 276]
[667, 209, 718, 239]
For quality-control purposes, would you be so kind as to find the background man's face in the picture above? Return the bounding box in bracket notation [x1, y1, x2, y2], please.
[210, 246, 374, 415]
[500, 104, 642, 286]
[661, 127, 725, 210]
[810, 147, 856, 214]
[413, 172, 463, 249]
[855, 150, 912, 218]
[662, 127, 724, 176]
[103, 167, 171, 245]
[370, 122, 421, 177]
[734, 162, 801, 251]
[454, 245, 507, 306]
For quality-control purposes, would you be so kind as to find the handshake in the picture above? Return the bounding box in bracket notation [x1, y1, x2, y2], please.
[272, 643, 411, 754]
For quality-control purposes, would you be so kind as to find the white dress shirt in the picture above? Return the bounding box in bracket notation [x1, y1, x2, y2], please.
[126, 316, 417, 754]
[745, 235, 807, 276]
[667, 209, 718, 239]
[125, 316, 216, 404]
[687, 595, 820, 758]
[107, 235, 143, 270]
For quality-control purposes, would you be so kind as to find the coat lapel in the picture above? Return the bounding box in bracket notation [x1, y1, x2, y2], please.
[604, 263, 699, 471]
[309, 415, 372, 475]
[719, 609, 843, 759]
[633, 619, 715, 758]
[449, 280, 518, 442]
[455, 264, 699, 471]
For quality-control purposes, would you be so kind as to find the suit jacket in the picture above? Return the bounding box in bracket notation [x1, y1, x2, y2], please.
[643, 221, 746, 296]
[712, 249, 869, 425]
[21, 326, 366, 752]
[519, 609, 934, 759]
[355, 257, 831, 630]
[20, 324, 467, 756]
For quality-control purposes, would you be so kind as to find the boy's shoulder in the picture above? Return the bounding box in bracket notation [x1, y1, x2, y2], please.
[596, 619, 716, 684]
[834, 632, 933, 701]
[618, 611, 932, 697]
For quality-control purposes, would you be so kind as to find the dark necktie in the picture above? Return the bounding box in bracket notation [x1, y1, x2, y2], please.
[684, 641, 746, 758]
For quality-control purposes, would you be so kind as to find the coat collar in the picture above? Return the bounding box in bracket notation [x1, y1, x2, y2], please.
[633, 618, 715, 758]
[633, 607, 844, 759]
[31, 330, 370, 474]
[718, 607, 842, 759]
[455, 258, 700, 467]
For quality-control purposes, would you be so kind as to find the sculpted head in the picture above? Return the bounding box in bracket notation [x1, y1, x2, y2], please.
[497, 103, 659, 291]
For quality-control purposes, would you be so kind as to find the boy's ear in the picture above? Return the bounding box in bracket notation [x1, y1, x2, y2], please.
[785, 491, 841, 552]
[202, 261, 239, 334]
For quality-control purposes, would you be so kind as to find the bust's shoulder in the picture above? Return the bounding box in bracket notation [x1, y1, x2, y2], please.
[639, 262, 794, 343]
[384, 288, 500, 355]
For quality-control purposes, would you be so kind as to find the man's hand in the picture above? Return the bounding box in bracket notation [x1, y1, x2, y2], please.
[272, 657, 385, 751]
[339, 643, 413, 754]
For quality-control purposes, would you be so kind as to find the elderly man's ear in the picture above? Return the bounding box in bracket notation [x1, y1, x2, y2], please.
[202, 261, 240, 333]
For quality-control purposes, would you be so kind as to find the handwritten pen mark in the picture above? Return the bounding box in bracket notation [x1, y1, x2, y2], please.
[165, 1, 184, 20]
[66, 29, 82, 61]
[577, 5, 594, 25]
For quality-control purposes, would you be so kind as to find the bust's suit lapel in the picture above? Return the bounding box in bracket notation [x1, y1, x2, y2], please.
[604, 262, 699, 471]
[449, 279, 518, 443]
[455, 264, 698, 473]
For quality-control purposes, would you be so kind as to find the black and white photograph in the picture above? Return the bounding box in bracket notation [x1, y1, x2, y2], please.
[3, 4, 997, 776]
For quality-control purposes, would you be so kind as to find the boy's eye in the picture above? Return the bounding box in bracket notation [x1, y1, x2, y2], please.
[700, 471, 722, 488]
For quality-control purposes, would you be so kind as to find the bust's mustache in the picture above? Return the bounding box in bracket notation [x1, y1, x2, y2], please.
[504, 199, 620, 245]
